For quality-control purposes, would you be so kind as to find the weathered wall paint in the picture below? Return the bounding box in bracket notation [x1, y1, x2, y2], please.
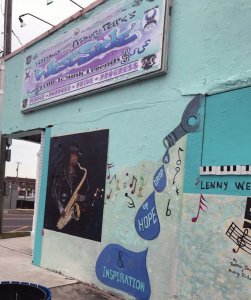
[2, 0, 251, 299]
[178, 194, 251, 300]
[183, 88, 251, 299]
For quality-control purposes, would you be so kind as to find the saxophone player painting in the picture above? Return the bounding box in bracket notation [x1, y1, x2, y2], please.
[43, 129, 109, 242]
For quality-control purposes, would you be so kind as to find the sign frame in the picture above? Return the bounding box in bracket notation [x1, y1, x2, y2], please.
[21, 0, 171, 113]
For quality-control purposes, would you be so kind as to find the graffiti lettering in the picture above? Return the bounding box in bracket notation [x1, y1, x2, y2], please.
[35, 28, 139, 81]
[72, 30, 102, 48]
[102, 11, 136, 31]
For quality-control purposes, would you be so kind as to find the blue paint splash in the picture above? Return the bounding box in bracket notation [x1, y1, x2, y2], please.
[96, 244, 151, 300]
[135, 191, 160, 240]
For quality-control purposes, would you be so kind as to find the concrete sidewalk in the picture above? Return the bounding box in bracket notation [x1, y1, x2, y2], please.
[0, 236, 124, 299]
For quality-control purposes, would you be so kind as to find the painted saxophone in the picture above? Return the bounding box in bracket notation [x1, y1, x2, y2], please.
[56, 163, 87, 230]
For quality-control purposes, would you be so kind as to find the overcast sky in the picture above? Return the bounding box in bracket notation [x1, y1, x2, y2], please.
[1, 0, 95, 178]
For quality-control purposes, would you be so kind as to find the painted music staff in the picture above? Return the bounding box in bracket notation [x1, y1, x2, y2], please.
[226, 222, 251, 256]
[191, 194, 208, 223]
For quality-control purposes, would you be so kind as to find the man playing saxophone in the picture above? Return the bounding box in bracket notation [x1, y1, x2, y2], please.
[52, 144, 90, 229]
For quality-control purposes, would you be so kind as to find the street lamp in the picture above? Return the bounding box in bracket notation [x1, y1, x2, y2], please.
[18, 13, 54, 27]
[47, 0, 83, 9]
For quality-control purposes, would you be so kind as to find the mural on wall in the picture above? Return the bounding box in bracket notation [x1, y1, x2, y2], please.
[225, 197, 251, 256]
[226, 222, 250, 255]
[178, 194, 251, 299]
[191, 194, 208, 223]
[95, 95, 204, 299]
[96, 244, 151, 300]
[162, 94, 201, 164]
[178, 89, 251, 299]
[135, 191, 160, 240]
[43, 129, 109, 241]
[21, 0, 169, 112]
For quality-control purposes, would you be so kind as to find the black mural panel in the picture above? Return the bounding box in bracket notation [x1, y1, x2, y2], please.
[43, 129, 109, 242]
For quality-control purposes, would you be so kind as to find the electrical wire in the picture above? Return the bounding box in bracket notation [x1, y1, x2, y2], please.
[12, 30, 23, 46]
[0, 0, 23, 49]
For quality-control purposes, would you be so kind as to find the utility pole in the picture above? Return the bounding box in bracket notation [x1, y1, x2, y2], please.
[0, 0, 12, 233]
[3, 0, 12, 56]
[15, 161, 22, 180]
[16, 162, 22, 208]
[0, 137, 6, 233]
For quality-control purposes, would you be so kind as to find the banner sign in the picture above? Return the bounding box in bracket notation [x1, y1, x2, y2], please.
[21, 0, 169, 112]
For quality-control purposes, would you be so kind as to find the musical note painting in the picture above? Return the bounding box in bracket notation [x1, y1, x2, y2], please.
[226, 222, 251, 256]
[191, 194, 208, 223]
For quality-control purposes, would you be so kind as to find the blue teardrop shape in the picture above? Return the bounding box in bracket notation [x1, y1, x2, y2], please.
[96, 244, 151, 300]
[135, 191, 160, 240]
[153, 165, 167, 193]
[163, 150, 169, 164]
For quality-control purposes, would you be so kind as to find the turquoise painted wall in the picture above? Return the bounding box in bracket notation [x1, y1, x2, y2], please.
[2, 0, 251, 299]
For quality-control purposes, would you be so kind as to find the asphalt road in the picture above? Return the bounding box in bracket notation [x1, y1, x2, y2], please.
[2, 211, 34, 233]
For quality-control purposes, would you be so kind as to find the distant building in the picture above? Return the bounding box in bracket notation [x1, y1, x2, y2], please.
[4, 176, 36, 209]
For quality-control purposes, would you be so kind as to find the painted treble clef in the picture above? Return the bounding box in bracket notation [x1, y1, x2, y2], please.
[233, 228, 248, 254]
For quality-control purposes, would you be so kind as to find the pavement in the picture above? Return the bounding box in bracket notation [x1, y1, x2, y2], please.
[0, 235, 125, 300]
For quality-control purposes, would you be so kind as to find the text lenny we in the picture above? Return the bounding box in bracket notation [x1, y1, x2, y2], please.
[200, 180, 251, 191]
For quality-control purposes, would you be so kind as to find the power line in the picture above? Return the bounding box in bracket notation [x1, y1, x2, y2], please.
[12, 29, 23, 46]
[1, 0, 22, 48]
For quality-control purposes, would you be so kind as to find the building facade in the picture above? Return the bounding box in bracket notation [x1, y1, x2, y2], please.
[1, 0, 251, 299]
[4, 176, 35, 209]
